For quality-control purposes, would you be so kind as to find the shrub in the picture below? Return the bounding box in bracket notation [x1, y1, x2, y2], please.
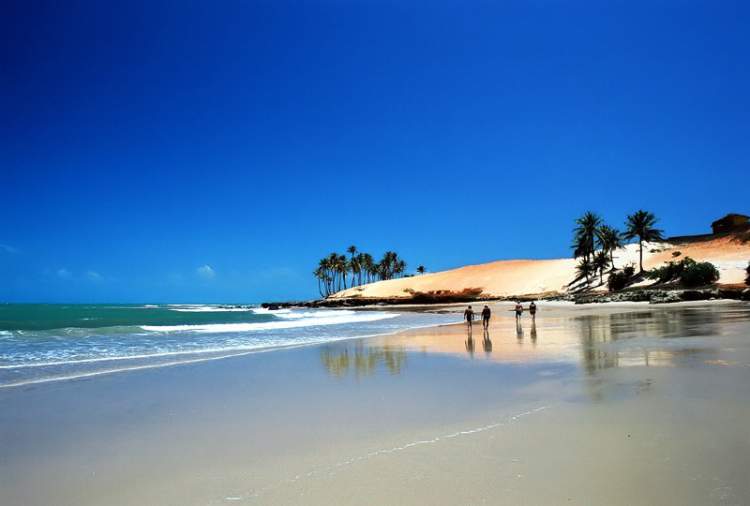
[647, 258, 689, 283]
[623, 264, 635, 278]
[681, 261, 720, 287]
[672, 251, 682, 257]
[745, 262, 749, 286]
[607, 264, 636, 292]
[607, 271, 628, 291]
[647, 257, 719, 286]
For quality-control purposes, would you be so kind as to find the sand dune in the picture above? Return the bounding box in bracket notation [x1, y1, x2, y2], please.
[331, 233, 750, 300]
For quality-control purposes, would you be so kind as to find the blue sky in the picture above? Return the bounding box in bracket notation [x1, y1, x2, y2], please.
[2, 1, 748, 303]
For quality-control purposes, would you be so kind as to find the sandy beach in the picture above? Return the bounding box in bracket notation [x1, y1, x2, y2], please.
[2, 301, 749, 505]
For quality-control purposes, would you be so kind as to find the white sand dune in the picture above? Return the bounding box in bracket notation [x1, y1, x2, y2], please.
[331, 234, 750, 300]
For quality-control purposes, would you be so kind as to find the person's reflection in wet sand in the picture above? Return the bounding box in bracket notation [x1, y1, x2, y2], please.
[482, 329, 492, 355]
[465, 335, 475, 357]
[530, 320, 537, 347]
[464, 323, 475, 357]
[516, 318, 524, 341]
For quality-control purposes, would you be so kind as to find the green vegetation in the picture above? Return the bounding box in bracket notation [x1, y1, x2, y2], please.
[607, 265, 635, 292]
[572, 209, 666, 290]
[681, 261, 720, 287]
[596, 225, 623, 269]
[572, 212, 625, 285]
[402, 287, 483, 303]
[416, 265, 426, 275]
[624, 210, 664, 272]
[572, 211, 601, 263]
[647, 257, 720, 287]
[593, 251, 610, 284]
[314, 248, 410, 297]
[576, 257, 594, 284]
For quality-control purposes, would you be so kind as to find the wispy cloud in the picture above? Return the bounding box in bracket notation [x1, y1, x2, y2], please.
[86, 270, 103, 282]
[196, 264, 216, 280]
[57, 268, 72, 279]
[0, 244, 18, 254]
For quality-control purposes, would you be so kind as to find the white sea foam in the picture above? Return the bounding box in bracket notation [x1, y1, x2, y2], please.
[167, 304, 254, 312]
[140, 311, 398, 333]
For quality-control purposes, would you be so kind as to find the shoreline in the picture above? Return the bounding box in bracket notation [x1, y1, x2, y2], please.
[3, 298, 745, 390]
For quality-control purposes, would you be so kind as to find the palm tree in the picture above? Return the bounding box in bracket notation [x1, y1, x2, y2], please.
[596, 225, 623, 269]
[394, 259, 406, 278]
[593, 251, 610, 284]
[573, 212, 602, 262]
[361, 253, 374, 283]
[336, 254, 348, 290]
[624, 210, 664, 272]
[416, 265, 425, 275]
[314, 266, 326, 297]
[576, 257, 594, 285]
[346, 245, 358, 286]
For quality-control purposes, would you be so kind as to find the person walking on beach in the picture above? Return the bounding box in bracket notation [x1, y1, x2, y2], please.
[464, 305, 475, 329]
[514, 302, 524, 321]
[481, 305, 491, 329]
[529, 301, 537, 320]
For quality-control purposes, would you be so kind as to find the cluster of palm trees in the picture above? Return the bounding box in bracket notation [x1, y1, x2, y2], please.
[314, 246, 413, 297]
[573, 210, 664, 285]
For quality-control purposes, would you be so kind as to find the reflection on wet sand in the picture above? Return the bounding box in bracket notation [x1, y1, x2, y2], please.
[354, 304, 739, 375]
[482, 329, 492, 355]
[464, 334, 474, 358]
[320, 342, 407, 377]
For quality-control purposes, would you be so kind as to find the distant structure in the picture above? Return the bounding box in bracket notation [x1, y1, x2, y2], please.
[711, 213, 750, 234]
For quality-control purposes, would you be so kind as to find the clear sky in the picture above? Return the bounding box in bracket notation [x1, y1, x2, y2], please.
[3, 1, 748, 303]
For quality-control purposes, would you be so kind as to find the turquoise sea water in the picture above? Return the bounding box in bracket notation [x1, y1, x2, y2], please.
[0, 304, 459, 388]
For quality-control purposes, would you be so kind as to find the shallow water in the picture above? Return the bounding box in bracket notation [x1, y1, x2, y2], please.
[0, 304, 458, 387]
[1, 302, 749, 505]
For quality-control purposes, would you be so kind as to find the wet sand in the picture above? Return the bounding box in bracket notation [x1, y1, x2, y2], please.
[2, 301, 750, 505]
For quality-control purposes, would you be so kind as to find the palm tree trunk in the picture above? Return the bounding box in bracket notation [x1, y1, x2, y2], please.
[639, 238, 644, 272]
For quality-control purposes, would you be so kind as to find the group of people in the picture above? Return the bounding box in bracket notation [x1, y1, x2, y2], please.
[463, 301, 537, 328]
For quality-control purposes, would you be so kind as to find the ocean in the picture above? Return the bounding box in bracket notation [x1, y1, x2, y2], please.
[0, 304, 460, 388]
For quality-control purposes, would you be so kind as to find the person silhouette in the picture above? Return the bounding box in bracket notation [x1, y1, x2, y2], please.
[464, 305, 475, 329]
[529, 301, 537, 320]
[514, 301, 524, 321]
[481, 305, 491, 329]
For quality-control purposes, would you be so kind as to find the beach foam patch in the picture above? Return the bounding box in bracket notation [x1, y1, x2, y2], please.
[141, 311, 398, 333]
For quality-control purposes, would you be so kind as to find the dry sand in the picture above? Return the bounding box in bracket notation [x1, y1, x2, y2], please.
[332, 233, 750, 300]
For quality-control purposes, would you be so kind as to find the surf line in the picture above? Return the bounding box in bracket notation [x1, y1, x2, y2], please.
[225, 405, 550, 503]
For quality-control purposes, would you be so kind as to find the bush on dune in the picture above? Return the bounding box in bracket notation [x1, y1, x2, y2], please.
[607, 272, 628, 292]
[681, 261, 720, 287]
[403, 287, 484, 303]
[647, 257, 720, 287]
[607, 264, 635, 292]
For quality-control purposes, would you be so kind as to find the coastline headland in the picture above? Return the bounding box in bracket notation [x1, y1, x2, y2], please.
[268, 229, 750, 308]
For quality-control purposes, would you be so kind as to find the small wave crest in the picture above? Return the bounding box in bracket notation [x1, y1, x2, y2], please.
[141, 311, 397, 333]
[168, 304, 255, 313]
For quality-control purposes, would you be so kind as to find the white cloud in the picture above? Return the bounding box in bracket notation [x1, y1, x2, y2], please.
[57, 268, 72, 279]
[86, 270, 102, 282]
[0, 244, 18, 254]
[196, 264, 216, 280]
